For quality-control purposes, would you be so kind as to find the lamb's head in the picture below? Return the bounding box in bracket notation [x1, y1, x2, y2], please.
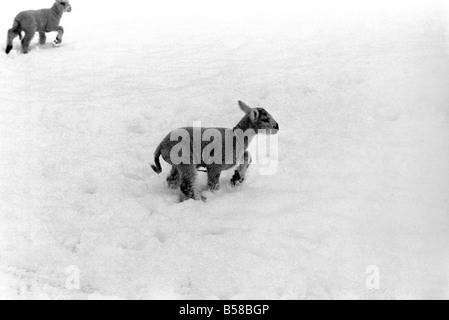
[238, 101, 279, 134]
[55, 0, 72, 13]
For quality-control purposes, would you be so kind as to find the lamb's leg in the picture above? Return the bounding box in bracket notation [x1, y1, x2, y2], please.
[39, 32, 46, 45]
[21, 31, 35, 54]
[6, 29, 20, 54]
[230, 151, 252, 186]
[166, 166, 181, 189]
[54, 26, 64, 46]
[179, 165, 203, 201]
[207, 167, 222, 191]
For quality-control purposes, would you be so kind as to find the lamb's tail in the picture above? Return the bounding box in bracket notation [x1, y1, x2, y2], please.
[14, 21, 22, 40]
[151, 144, 163, 174]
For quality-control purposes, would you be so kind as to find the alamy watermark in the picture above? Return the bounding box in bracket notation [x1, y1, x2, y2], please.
[65, 265, 80, 291]
[365, 265, 380, 291]
[167, 121, 279, 175]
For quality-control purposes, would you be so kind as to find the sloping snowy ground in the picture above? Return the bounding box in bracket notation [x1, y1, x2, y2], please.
[1, 0, 449, 299]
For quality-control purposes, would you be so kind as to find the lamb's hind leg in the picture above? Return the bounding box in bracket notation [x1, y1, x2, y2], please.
[21, 31, 35, 54]
[6, 29, 19, 54]
[39, 32, 46, 45]
[231, 151, 252, 186]
[166, 166, 181, 189]
[179, 165, 204, 201]
[54, 26, 64, 46]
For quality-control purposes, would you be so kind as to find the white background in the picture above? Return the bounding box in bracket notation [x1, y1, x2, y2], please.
[0, 0, 448, 299]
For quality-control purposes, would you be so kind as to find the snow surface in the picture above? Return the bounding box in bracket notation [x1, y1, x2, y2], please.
[1, 0, 449, 300]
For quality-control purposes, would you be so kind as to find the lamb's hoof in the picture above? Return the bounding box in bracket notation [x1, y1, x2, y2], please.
[168, 182, 181, 190]
[53, 39, 62, 47]
[230, 171, 245, 187]
[180, 193, 207, 202]
[206, 184, 220, 192]
[230, 179, 244, 187]
[5, 45, 12, 55]
[166, 177, 181, 190]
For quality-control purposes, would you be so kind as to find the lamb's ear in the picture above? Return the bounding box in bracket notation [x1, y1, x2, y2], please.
[239, 101, 252, 114]
[249, 109, 260, 123]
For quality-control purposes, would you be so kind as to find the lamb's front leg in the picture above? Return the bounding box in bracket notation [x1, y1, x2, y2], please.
[230, 151, 252, 187]
[53, 26, 64, 46]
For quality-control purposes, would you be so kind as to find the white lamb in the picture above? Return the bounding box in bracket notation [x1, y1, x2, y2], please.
[5, 0, 72, 54]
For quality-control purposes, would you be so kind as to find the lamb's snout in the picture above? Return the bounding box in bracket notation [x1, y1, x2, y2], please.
[268, 122, 279, 135]
[60, 1, 72, 12]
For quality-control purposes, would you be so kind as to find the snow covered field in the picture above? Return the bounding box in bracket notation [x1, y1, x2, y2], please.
[1, 0, 448, 299]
